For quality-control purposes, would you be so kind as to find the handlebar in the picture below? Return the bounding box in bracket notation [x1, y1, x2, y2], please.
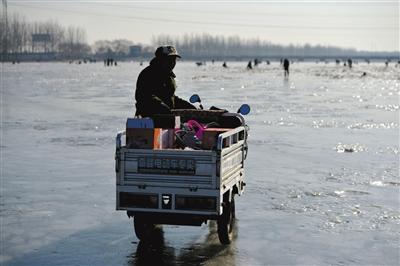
[116, 130, 126, 150]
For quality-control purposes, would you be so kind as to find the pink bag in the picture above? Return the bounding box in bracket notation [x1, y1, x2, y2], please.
[186, 120, 206, 140]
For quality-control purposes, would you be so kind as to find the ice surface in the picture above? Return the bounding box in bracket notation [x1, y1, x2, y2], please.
[1, 61, 399, 265]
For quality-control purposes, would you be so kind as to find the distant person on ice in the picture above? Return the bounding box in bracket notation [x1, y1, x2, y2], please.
[283, 58, 290, 77]
[134, 45, 196, 117]
[347, 58, 352, 68]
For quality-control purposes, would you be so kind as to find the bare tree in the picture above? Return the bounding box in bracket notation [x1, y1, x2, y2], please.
[150, 33, 361, 59]
[60, 25, 88, 56]
[0, 15, 4, 54]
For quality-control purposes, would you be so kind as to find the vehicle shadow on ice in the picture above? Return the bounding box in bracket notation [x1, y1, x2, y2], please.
[129, 221, 238, 266]
[4, 220, 237, 266]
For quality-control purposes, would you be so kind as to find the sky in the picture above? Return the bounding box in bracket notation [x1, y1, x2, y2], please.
[5, 0, 400, 52]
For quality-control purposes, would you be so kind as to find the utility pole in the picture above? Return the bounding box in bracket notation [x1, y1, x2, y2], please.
[2, 0, 7, 61]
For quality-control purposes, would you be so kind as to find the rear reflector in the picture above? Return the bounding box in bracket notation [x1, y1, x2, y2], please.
[175, 195, 216, 211]
[119, 192, 158, 209]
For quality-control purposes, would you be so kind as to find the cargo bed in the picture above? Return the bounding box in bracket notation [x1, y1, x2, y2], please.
[115, 111, 248, 244]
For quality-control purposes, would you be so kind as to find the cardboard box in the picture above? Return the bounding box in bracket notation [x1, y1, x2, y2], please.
[126, 128, 162, 149]
[201, 128, 231, 150]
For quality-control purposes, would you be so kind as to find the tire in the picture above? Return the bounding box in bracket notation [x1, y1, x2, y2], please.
[133, 214, 156, 240]
[217, 196, 235, 244]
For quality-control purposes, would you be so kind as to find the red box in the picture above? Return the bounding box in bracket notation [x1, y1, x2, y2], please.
[201, 128, 231, 150]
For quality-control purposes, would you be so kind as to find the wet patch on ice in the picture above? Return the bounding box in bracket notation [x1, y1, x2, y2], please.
[325, 166, 399, 188]
[309, 120, 399, 130]
[312, 119, 346, 128]
[369, 180, 400, 187]
[50, 136, 111, 147]
[79, 123, 101, 131]
[334, 143, 367, 153]
[246, 139, 271, 145]
[33, 124, 49, 131]
[375, 146, 399, 155]
[250, 176, 399, 235]
[2, 121, 29, 130]
[347, 121, 399, 129]
[367, 104, 399, 112]
[191, 75, 217, 81]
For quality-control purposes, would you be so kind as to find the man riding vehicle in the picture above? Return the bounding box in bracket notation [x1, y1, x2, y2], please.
[134, 45, 196, 117]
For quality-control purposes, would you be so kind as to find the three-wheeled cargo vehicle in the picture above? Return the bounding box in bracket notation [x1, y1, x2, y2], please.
[115, 107, 249, 244]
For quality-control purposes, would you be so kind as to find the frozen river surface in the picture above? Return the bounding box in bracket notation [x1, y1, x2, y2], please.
[1, 61, 399, 265]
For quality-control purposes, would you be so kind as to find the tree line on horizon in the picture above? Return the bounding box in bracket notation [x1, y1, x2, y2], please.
[0, 12, 91, 57]
[1, 12, 397, 59]
[151, 33, 361, 59]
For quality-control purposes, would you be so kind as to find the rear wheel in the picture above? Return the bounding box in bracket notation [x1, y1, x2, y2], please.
[217, 195, 235, 244]
[133, 214, 156, 240]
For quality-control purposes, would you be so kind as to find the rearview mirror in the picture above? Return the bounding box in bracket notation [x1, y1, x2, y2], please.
[237, 104, 251, 115]
[189, 94, 201, 104]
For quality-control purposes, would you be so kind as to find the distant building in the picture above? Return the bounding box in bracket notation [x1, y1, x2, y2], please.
[32, 33, 52, 53]
[129, 45, 142, 57]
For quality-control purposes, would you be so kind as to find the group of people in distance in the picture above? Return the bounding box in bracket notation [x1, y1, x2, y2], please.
[135, 45, 396, 119]
[134, 45, 294, 117]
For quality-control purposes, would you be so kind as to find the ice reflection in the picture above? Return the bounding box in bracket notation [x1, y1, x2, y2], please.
[129, 221, 237, 266]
